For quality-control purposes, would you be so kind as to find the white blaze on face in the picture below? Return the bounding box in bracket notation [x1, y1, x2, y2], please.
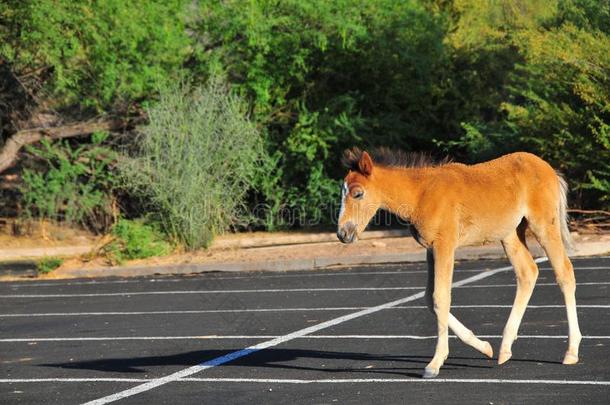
[339, 181, 348, 222]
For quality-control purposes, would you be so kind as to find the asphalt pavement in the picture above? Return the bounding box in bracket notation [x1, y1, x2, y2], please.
[1, 257, 609, 404]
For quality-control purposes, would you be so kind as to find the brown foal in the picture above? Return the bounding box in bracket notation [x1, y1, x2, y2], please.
[336, 148, 581, 378]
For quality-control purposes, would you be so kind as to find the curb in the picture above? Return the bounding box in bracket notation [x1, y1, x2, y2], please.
[57, 248, 520, 279]
[27, 240, 610, 280]
[0, 260, 37, 278]
[0, 231, 610, 281]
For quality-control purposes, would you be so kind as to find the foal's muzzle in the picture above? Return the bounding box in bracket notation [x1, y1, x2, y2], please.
[337, 222, 357, 244]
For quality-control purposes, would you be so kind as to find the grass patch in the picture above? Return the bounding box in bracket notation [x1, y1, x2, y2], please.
[102, 218, 172, 265]
[36, 257, 64, 274]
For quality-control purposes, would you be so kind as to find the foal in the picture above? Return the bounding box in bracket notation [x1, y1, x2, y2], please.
[337, 148, 581, 378]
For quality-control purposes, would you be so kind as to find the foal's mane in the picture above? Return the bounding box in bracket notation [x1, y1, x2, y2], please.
[342, 147, 449, 172]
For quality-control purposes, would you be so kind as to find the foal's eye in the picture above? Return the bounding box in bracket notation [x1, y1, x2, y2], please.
[352, 190, 364, 199]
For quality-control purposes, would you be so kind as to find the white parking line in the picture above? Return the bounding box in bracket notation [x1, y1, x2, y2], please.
[173, 377, 610, 385]
[539, 266, 610, 270]
[5, 271, 430, 287]
[4, 265, 607, 288]
[0, 378, 148, 383]
[0, 378, 608, 386]
[0, 286, 422, 298]
[0, 304, 607, 318]
[83, 260, 550, 404]
[2, 334, 609, 343]
[0, 336, 278, 342]
[457, 282, 610, 288]
[2, 280, 607, 298]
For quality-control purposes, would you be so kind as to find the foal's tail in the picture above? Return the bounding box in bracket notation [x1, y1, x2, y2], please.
[556, 171, 573, 252]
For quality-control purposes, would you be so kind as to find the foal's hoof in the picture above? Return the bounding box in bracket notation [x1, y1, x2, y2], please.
[482, 341, 494, 358]
[563, 352, 579, 365]
[498, 350, 512, 365]
[422, 367, 439, 379]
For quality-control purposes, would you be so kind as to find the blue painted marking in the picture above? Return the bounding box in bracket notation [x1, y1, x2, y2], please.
[199, 348, 260, 367]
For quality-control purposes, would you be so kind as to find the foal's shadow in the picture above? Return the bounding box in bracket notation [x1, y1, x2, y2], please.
[42, 348, 501, 378]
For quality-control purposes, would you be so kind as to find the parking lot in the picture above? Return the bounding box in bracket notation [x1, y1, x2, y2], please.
[1, 256, 609, 404]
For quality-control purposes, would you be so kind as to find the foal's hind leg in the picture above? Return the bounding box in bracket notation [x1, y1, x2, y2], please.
[498, 226, 539, 365]
[530, 223, 582, 364]
[426, 249, 493, 358]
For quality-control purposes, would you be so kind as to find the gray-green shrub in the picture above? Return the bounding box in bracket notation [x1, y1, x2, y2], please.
[120, 78, 265, 249]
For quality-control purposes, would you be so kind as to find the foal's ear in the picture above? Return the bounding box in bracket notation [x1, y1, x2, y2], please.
[358, 151, 374, 176]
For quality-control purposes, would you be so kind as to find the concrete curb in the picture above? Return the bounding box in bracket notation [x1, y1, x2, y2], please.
[31, 240, 609, 280]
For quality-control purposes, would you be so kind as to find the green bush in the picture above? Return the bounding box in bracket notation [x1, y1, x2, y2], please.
[19, 132, 117, 232]
[120, 77, 265, 249]
[436, 0, 610, 209]
[189, 0, 609, 214]
[103, 218, 171, 264]
[36, 257, 63, 274]
[192, 0, 446, 225]
[0, 0, 190, 111]
[5, 0, 609, 231]
[503, 20, 610, 208]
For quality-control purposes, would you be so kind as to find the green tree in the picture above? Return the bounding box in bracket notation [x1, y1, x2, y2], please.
[20, 132, 117, 232]
[438, 0, 610, 208]
[191, 0, 449, 226]
[0, 0, 191, 112]
[4, 0, 609, 235]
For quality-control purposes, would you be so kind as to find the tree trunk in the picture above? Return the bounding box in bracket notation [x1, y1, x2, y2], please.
[0, 118, 126, 173]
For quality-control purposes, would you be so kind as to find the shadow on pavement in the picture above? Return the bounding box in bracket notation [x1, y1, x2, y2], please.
[42, 348, 504, 378]
[0, 260, 37, 277]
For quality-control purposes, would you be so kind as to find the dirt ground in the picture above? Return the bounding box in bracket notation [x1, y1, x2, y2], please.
[0, 219, 96, 249]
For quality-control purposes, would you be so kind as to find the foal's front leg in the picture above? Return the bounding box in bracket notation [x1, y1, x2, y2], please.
[426, 250, 493, 358]
[423, 242, 455, 378]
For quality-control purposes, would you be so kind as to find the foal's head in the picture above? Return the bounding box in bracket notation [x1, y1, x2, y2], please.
[337, 149, 383, 244]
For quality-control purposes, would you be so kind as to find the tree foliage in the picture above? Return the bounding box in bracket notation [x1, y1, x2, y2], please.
[191, 0, 451, 226]
[0, 0, 190, 113]
[438, 0, 610, 207]
[19, 132, 117, 232]
[2, 0, 609, 240]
